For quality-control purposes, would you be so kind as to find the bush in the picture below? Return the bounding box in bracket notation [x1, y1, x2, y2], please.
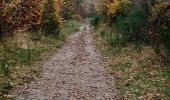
[41, 0, 61, 36]
[90, 15, 102, 28]
[149, 1, 170, 55]
[126, 8, 149, 42]
[159, 15, 170, 54]
[114, 15, 129, 42]
[113, 7, 149, 45]
[61, 12, 74, 20]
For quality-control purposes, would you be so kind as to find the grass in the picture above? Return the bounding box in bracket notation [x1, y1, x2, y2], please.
[0, 42, 43, 98]
[60, 21, 80, 39]
[0, 21, 80, 99]
[94, 28, 170, 99]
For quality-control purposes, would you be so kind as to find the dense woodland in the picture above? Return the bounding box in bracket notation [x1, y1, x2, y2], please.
[92, 0, 170, 57]
[0, 0, 80, 37]
[0, 0, 83, 98]
[91, 0, 170, 99]
[0, 0, 170, 99]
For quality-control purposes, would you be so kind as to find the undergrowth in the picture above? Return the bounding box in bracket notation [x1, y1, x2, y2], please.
[0, 21, 80, 99]
[94, 28, 170, 99]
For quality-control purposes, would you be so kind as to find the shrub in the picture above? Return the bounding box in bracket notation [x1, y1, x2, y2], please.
[149, 1, 170, 55]
[127, 8, 149, 42]
[61, 12, 74, 20]
[114, 15, 129, 41]
[41, 0, 61, 36]
[159, 15, 170, 54]
[113, 7, 149, 44]
[90, 14, 102, 28]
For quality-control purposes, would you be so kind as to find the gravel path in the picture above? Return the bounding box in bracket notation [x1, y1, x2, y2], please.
[17, 24, 117, 100]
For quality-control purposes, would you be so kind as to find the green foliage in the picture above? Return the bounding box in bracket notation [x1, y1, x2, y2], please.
[97, 0, 170, 55]
[158, 14, 170, 54]
[8, 48, 40, 66]
[61, 0, 74, 20]
[148, 1, 170, 55]
[41, 0, 61, 36]
[61, 12, 74, 20]
[61, 0, 83, 20]
[110, 7, 149, 47]
[90, 15, 102, 27]
[0, 45, 41, 80]
[63, 21, 79, 31]
[127, 7, 149, 43]
[0, 58, 12, 94]
[127, 8, 147, 35]
[114, 15, 129, 43]
[95, 0, 170, 99]
[59, 21, 80, 41]
[0, 58, 11, 78]
[0, 44, 41, 96]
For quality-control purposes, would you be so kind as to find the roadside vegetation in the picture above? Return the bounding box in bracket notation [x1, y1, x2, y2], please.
[92, 0, 170, 99]
[0, 21, 80, 99]
[0, 0, 81, 99]
[1, 0, 170, 99]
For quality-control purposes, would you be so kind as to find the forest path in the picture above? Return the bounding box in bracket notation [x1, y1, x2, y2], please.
[17, 24, 117, 100]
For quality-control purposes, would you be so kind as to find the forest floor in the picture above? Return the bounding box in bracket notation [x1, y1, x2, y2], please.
[94, 26, 170, 99]
[15, 24, 118, 99]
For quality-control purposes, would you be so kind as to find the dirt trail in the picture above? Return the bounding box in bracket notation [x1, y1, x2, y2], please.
[17, 24, 117, 100]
